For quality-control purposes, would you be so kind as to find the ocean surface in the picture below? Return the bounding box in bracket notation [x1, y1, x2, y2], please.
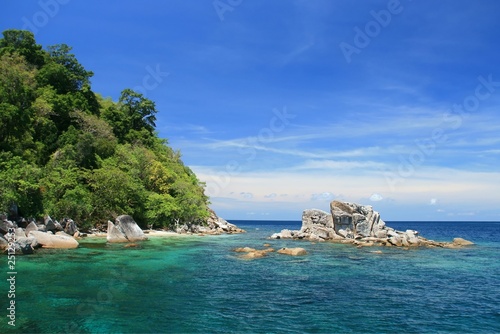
[1, 220, 499, 334]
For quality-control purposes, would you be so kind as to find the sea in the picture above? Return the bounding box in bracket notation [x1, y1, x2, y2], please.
[0, 220, 499, 334]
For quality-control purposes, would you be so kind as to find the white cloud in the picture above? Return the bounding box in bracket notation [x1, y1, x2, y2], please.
[191, 164, 500, 220]
[370, 193, 384, 202]
[430, 198, 438, 205]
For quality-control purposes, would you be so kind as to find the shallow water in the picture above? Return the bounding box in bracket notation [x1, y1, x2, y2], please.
[1, 221, 499, 333]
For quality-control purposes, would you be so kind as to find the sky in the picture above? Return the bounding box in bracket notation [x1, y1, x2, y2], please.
[1, 0, 500, 221]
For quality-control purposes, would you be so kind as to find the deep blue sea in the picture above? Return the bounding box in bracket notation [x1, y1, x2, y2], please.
[1, 221, 499, 334]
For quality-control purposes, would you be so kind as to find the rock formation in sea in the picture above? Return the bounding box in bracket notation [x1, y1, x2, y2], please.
[270, 200, 474, 248]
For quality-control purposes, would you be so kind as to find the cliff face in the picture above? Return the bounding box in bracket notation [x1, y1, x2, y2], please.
[270, 200, 474, 248]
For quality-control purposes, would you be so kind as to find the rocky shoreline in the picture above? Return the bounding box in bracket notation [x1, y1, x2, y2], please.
[0, 210, 245, 255]
[2, 200, 475, 255]
[270, 200, 474, 249]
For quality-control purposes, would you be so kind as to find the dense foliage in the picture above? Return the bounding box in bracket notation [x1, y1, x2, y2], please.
[0, 30, 210, 230]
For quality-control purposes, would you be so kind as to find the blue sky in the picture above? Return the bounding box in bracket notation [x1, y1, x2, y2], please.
[2, 0, 500, 221]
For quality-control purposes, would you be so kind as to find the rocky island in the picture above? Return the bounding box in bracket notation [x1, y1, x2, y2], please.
[270, 200, 474, 248]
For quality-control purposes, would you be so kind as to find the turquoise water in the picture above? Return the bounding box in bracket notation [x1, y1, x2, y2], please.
[1, 221, 499, 333]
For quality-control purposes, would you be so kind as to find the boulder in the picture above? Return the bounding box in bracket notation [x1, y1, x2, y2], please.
[235, 247, 274, 260]
[107, 215, 147, 243]
[14, 237, 38, 254]
[310, 225, 330, 239]
[25, 221, 38, 236]
[0, 220, 15, 234]
[375, 229, 388, 239]
[17, 217, 28, 228]
[277, 247, 308, 256]
[29, 231, 79, 249]
[0, 235, 8, 250]
[15, 227, 26, 239]
[405, 230, 420, 246]
[280, 229, 293, 239]
[63, 218, 78, 235]
[452, 238, 474, 246]
[234, 247, 257, 253]
[44, 216, 56, 232]
[301, 209, 333, 233]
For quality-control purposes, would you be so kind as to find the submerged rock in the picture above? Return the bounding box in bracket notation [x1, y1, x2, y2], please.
[234, 246, 275, 259]
[277, 247, 308, 256]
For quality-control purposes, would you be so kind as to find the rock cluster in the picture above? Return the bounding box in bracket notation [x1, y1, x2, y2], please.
[0, 215, 80, 254]
[270, 201, 474, 248]
[175, 209, 245, 235]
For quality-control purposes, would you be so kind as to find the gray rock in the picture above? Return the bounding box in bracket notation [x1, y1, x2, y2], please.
[0, 220, 15, 234]
[63, 218, 78, 235]
[388, 235, 402, 247]
[337, 229, 348, 238]
[301, 209, 333, 233]
[107, 215, 147, 243]
[310, 226, 330, 239]
[355, 219, 371, 237]
[45, 216, 57, 232]
[0, 235, 8, 250]
[280, 229, 293, 239]
[405, 230, 420, 245]
[29, 231, 79, 249]
[452, 238, 474, 246]
[15, 228, 26, 239]
[269, 200, 474, 248]
[14, 236, 38, 254]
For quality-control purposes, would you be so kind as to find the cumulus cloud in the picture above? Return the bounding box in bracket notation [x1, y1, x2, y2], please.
[430, 198, 437, 205]
[240, 192, 253, 199]
[265, 193, 277, 198]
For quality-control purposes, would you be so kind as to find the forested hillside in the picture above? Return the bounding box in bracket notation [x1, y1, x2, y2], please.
[0, 29, 210, 230]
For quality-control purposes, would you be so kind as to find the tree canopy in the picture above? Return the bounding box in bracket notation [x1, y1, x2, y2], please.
[0, 29, 210, 229]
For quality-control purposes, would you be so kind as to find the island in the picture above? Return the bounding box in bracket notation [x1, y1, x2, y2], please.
[270, 200, 474, 248]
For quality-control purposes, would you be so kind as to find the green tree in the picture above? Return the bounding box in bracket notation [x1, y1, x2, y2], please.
[0, 29, 213, 229]
[0, 155, 43, 217]
[0, 30, 46, 67]
[0, 52, 37, 154]
[102, 89, 158, 143]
